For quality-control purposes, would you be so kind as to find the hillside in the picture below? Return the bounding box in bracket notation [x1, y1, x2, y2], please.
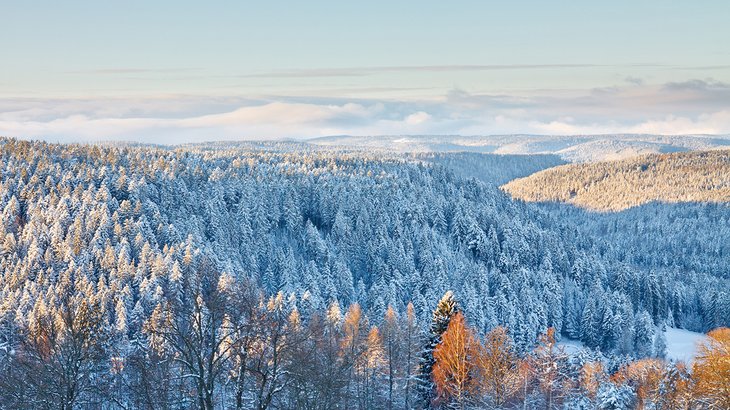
[502, 149, 730, 211]
[0, 138, 727, 408]
[309, 134, 730, 162]
[418, 152, 566, 185]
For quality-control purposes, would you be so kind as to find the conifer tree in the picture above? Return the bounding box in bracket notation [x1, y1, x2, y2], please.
[416, 290, 458, 409]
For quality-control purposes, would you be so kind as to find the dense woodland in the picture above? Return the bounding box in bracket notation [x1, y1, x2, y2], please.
[419, 153, 566, 186]
[0, 138, 727, 409]
[502, 150, 730, 211]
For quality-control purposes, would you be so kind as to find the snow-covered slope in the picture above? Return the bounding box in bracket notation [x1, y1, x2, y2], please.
[665, 327, 707, 363]
[502, 149, 730, 211]
[560, 328, 707, 363]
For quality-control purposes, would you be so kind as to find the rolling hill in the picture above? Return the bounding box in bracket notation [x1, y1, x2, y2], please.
[308, 134, 730, 162]
[502, 149, 730, 211]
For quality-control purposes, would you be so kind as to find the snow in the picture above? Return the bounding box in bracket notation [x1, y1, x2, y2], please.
[309, 134, 730, 162]
[664, 327, 706, 363]
[558, 338, 586, 355]
[558, 327, 707, 364]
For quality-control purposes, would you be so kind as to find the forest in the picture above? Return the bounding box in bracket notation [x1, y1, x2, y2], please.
[0, 138, 727, 409]
[502, 149, 730, 211]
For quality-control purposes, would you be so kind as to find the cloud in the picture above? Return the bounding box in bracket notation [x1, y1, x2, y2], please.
[183, 102, 371, 127]
[627, 111, 730, 135]
[68, 68, 202, 75]
[405, 111, 431, 125]
[239, 64, 608, 78]
[1, 79, 729, 143]
[675, 65, 730, 71]
[662, 79, 730, 92]
[0, 100, 422, 142]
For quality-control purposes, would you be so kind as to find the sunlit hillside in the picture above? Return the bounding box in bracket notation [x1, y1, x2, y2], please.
[502, 149, 730, 211]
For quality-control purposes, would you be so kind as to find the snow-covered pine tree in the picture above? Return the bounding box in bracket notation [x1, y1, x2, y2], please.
[415, 290, 458, 409]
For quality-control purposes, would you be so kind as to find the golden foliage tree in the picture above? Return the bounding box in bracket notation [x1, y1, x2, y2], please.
[579, 361, 605, 401]
[531, 328, 568, 409]
[656, 362, 694, 410]
[341, 303, 369, 407]
[381, 306, 401, 410]
[693, 327, 730, 409]
[475, 326, 520, 407]
[18, 297, 107, 410]
[403, 302, 420, 410]
[432, 312, 481, 409]
[611, 358, 664, 408]
[363, 326, 386, 408]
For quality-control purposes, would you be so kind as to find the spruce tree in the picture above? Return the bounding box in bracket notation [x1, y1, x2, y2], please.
[416, 291, 458, 409]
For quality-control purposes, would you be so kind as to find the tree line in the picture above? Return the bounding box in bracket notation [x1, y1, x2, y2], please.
[1, 278, 728, 409]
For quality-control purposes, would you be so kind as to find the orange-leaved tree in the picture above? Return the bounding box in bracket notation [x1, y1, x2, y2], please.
[579, 361, 605, 401]
[611, 358, 664, 408]
[432, 312, 481, 409]
[475, 326, 520, 407]
[531, 328, 568, 409]
[693, 327, 730, 409]
[655, 362, 694, 410]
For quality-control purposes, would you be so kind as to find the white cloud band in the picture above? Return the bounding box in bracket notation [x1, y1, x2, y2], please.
[1, 80, 729, 143]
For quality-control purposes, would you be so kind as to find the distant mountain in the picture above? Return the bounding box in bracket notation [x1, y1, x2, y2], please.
[502, 149, 730, 211]
[308, 134, 730, 163]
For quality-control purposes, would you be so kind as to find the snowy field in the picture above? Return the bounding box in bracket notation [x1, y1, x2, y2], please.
[664, 327, 707, 363]
[559, 327, 707, 363]
[558, 338, 586, 355]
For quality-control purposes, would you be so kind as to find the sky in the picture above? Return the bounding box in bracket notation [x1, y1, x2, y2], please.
[1, 1, 729, 143]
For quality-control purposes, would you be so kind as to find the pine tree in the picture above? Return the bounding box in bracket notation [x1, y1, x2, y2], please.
[416, 291, 458, 409]
[653, 327, 667, 359]
[596, 382, 636, 410]
[581, 300, 598, 349]
[633, 311, 655, 358]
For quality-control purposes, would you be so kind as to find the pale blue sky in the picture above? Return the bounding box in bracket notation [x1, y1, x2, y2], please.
[1, 1, 729, 141]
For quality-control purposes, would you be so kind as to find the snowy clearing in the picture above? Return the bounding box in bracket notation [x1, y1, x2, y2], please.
[558, 327, 707, 364]
[665, 327, 707, 363]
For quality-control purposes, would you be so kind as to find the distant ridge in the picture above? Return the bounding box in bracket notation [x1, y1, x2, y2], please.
[502, 149, 730, 211]
[308, 134, 730, 162]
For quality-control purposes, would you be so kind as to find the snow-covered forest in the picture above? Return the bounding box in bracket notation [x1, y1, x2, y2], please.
[0, 138, 727, 409]
[503, 149, 730, 211]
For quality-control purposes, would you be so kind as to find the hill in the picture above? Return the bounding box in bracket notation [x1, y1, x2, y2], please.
[0, 138, 727, 408]
[502, 149, 730, 211]
[308, 134, 730, 162]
